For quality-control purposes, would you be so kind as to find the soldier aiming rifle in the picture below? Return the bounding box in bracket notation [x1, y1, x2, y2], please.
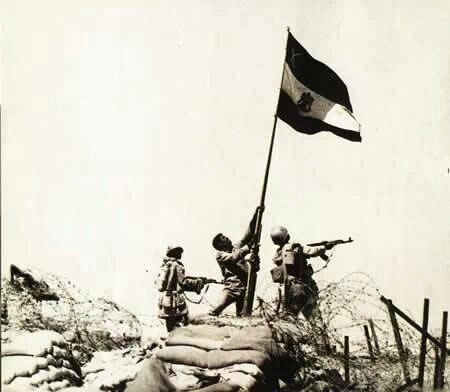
[270, 227, 353, 350]
[270, 227, 353, 319]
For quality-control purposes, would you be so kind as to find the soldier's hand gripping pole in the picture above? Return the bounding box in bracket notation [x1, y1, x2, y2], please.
[242, 206, 264, 316]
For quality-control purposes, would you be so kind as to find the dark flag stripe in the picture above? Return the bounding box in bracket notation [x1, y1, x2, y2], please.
[285, 32, 353, 112]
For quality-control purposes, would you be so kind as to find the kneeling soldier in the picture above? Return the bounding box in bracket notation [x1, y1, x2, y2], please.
[155, 246, 205, 332]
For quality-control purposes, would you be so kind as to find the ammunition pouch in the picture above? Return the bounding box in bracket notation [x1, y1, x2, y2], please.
[159, 291, 187, 318]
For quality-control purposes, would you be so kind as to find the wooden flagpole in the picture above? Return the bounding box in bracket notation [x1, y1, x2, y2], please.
[242, 27, 290, 316]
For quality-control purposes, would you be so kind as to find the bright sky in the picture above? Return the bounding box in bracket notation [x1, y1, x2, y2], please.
[1, 1, 449, 329]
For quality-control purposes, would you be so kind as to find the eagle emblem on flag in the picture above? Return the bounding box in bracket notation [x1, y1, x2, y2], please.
[296, 92, 314, 113]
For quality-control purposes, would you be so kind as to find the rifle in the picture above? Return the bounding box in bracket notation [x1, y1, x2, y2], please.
[183, 277, 224, 304]
[187, 277, 225, 285]
[307, 237, 353, 261]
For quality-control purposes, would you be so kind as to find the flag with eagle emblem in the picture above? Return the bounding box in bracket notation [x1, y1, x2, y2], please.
[277, 32, 361, 142]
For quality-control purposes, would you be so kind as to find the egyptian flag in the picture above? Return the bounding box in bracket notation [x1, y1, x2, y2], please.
[277, 32, 361, 142]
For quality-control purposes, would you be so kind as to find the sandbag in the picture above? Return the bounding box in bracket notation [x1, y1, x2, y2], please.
[31, 366, 79, 387]
[87, 366, 140, 390]
[48, 379, 70, 391]
[156, 346, 208, 368]
[4, 376, 36, 391]
[221, 337, 278, 354]
[207, 350, 270, 370]
[220, 364, 264, 379]
[169, 371, 202, 390]
[125, 358, 177, 392]
[169, 364, 221, 390]
[170, 364, 219, 377]
[165, 334, 222, 351]
[223, 338, 297, 381]
[170, 325, 233, 341]
[30, 368, 51, 386]
[222, 337, 291, 365]
[44, 365, 80, 383]
[2, 356, 51, 384]
[0, 385, 30, 392]
[154, 324, 296, 390]
[221, 372, 259, 391]
[2, 331, 66, 357]
[230, 326, 273, 341]
[220, 364, 270, 392]
[51, 346, 69, 359]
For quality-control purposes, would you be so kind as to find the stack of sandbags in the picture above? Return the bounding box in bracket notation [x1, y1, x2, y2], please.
[1, 330, 82, 391]
[81, 348, 146, 390]
[126, 324, 298, 392]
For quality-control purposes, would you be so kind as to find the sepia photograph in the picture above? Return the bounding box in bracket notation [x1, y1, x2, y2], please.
[1, 1, 449, 391]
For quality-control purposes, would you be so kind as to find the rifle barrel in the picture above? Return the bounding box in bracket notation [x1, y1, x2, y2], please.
[307, 238, 353, 247]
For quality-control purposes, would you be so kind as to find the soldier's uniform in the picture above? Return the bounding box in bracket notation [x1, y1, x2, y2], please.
[209, 220, 256, 317]
[211, 244, 250, 316]
[155, 247, 204, 331]
[272, 242, 326, 318]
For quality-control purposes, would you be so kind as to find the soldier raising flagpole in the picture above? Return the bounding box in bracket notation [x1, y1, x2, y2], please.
[242, 27, 361, 316]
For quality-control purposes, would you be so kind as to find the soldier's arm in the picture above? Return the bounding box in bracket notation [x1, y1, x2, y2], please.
[235, 208, 260, 248]
[273, 258, 283, 266]
[272, 250, 283, 266]
[302, 244, 327, 259]
[217, 245, 251, 265]
[176, 264, 204, 293]
[236, 227, 253, 248]
[180, 277, 204, 293]
[233, 220, 254, 248]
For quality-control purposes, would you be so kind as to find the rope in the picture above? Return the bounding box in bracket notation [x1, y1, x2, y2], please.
[313, 248, 335, 275]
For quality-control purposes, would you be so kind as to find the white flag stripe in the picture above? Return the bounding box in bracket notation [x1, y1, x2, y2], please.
[282, 63, 360, 132]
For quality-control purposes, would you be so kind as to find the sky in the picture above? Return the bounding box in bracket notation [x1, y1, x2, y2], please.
[1, 1, 449, 331]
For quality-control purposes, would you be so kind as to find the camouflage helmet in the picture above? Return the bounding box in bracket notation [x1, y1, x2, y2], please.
[166, 245, 183, 258]
[270, 225, 289, 245]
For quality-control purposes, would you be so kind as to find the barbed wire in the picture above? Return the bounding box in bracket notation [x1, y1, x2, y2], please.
[255, 272, 446, 390]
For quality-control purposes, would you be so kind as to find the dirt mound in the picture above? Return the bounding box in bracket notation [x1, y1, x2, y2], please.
[1, 265, 142, 363]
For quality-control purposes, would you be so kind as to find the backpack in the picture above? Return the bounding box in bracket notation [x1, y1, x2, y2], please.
[156, 259, 188, 318]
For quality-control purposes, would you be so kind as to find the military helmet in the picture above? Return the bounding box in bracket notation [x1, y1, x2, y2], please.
[270, 225, 289, 245]
[166, 245, 184, 258]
